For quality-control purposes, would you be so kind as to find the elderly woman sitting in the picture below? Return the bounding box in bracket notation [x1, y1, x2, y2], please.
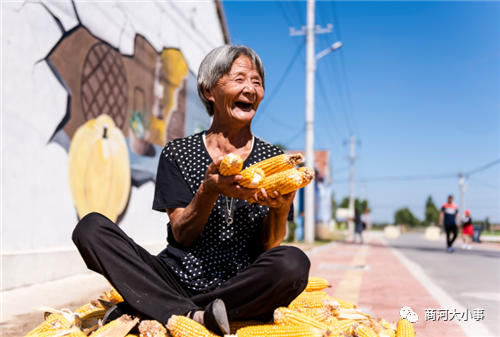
[72, 45, 310, 335]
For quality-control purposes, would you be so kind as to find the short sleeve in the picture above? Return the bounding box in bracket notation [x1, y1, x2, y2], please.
[152, 145, 194, 212]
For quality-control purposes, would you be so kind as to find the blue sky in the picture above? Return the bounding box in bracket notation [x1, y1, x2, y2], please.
[224, 1, 499, 223]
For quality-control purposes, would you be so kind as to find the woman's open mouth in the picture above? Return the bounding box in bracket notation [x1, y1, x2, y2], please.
[234, 101, 252, 110]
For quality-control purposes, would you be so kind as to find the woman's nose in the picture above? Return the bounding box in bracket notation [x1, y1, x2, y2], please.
[243, 81, 255, 95]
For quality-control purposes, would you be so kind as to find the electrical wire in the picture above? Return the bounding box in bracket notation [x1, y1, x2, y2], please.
[465, 158, 500, 176]
[253, 42, 305, 124]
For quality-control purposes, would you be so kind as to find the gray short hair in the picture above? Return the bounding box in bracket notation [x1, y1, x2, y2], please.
[197, 45, 265, 117]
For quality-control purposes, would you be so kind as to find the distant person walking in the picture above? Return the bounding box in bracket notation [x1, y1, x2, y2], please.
[353, 209, 366, 244]
[439, 195, 460, 253]
[462, 210, 473, 250]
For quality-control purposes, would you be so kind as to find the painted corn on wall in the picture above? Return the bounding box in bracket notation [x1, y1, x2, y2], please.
[2, 0, 226, 290]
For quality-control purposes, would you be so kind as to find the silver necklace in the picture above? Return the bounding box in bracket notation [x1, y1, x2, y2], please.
[225, 196, 234, 225]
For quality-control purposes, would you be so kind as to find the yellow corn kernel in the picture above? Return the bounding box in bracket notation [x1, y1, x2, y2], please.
[323, 316, 338, 326]
[229, 320, 265, 334]
[288, 295, 338, 310]
[305, 277, 332, 292]
[293, 308, 333, 322]
[92, 315, 133, 337]
[219, 153, 244, 176]
[79, 308, 107, 321]
[352, 323, 378, 337]
[249, 168, 305, 202]
[75, 301, 102, 315]
[25, 314, 71, 336]
[235, 324, 328, 337]
[238, 167, 265, 188]
[248, 153, 303, 176]
[167, 315, 219, 337]
[396, 318, 415, 337]
[274, 307, 330, 330]
[139, 320, 167, 337]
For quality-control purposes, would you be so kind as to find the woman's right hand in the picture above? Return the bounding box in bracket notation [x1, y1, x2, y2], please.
[200, 157, 258, 200]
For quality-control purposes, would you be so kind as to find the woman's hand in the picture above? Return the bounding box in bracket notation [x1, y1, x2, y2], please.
[253, 188, 296, 213]
[200, 157, 257, 200]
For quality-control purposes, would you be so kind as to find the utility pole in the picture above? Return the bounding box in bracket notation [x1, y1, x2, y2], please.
[289, 1, 340, 244]
[459, 171, 466, 221]
[348, 134, 356, 238]
[303, 0, 316, 245]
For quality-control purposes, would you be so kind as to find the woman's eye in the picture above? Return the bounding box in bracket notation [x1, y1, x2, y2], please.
[253, 81, 261, 86]
[235, 78, 244, 82]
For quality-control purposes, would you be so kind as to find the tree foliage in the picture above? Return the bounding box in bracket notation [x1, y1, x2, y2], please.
[338, 197, 370, 214]
[394, 207, 420, 227]
[423, 196, 440, 226]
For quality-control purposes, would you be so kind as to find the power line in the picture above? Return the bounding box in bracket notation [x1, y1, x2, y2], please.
[254, 42, 305, 124]
[466, 158, 500, 176]
[332, 158, 500, 184]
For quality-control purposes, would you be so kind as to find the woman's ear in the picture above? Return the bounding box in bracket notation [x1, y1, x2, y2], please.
[203, 87, 215, 103]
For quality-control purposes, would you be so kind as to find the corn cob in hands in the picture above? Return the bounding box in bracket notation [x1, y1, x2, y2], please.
[247, 167, 314, 203]
[219, 153, 244, 176]
[248, 154, 303, 176]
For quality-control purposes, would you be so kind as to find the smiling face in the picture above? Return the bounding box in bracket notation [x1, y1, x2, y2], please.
[204, 55, 264, 126]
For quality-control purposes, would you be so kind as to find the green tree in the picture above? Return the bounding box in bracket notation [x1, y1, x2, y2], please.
[423, 196, 440, 226]
[339, 197, 349, 208]
[394, 207, 420, 227]
[338, 197, 370, 214]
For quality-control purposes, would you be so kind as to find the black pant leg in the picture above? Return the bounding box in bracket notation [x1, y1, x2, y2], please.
[444, 224, 458, 248]
[72, 212, 198, 325]
[189, 246, 310, 322]
[449, 224, 458, 247]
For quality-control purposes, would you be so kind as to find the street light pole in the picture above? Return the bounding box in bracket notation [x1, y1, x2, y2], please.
[459, 171, 466, 220]
[304, 0, 316, 244]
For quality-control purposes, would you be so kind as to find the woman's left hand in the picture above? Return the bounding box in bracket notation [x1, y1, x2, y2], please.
[253, 189, 296, 213]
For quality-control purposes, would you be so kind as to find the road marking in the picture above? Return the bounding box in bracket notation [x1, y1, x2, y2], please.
[332, 245, 369, 305]
[383, 239, 492, 337]
[461, 293, 500, 302]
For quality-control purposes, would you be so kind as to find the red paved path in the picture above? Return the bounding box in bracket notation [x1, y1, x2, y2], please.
[306, 237, 467, 337]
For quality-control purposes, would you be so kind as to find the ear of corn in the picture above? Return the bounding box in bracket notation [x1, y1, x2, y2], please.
[274, 307, 330, 331]
[289, 295, 338, 311]
[109, 288, 124, 303]
[234, 324, 328, 337]
[139, 320, 167, 337]
[297, 167, 315, 188]
[167, 315, 219, 337]
[91, 315, 134, 337]
[330, 319, 357, 334]
[27, 328, 69, 337]
[229, 321, 266, 334]
[219, 153, 244, 176]
[352, 323, 379, 337]
[396, 318, 415, 337]
[25, 314, 71, 337]
[293, 308, 333, 322]
[238, 167, 265, 188]
[247, 154, 303, 176]
[74, 302, 101, 315]
[332, 299, 357, 309]
[68, 327, 87, 337]
[247, 168, 308, 202]
[305, 277, 332, 292]
[79, 308, 107, 321]
[377, 318, 396, 337]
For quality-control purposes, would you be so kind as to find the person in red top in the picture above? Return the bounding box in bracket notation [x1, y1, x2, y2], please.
[461, 210, 473, 250]
[439, 195, 460, 253]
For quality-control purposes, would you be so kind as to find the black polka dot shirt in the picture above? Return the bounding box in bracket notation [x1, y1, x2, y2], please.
[153, 132, 293, 292]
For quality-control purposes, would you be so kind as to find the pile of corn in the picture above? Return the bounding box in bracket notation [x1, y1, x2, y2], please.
[218, 153, 314, 201]
[26, 277, 414, 337]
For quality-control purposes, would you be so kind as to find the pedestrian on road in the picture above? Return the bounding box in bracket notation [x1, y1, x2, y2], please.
[461, 209, 473, 250]
[353, 209, 365, 244]
[439, 195, 460, 253]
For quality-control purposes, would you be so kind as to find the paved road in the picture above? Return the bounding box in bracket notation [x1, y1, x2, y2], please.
[384, 233, 500, 336]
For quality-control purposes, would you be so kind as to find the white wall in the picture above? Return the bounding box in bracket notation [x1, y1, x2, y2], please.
[1, 0, 225, 290]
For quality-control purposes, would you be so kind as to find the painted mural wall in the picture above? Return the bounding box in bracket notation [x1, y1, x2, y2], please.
[2, 0, 225, 290]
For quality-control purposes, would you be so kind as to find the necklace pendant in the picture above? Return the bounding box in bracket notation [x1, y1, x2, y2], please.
[227, 217, 234, 225]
